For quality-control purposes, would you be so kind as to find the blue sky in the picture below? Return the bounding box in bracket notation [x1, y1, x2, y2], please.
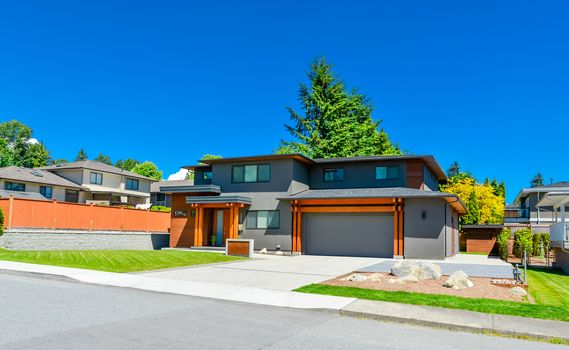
[1, 1, 567, 202]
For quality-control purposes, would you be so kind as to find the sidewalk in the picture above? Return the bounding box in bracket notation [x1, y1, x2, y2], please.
[1, 260, 567, 342]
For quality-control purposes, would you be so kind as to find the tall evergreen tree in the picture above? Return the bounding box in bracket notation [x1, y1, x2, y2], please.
[530, 173, 544, 187]
[463, 191, 481, 225]
[276, 57, 400, 158]
[75, 148, 88, 161]
[447, 161, 460, 178]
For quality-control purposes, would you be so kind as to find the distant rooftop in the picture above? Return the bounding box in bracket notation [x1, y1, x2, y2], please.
[41, 160, 155, 181]
[0, 166, 84, 189]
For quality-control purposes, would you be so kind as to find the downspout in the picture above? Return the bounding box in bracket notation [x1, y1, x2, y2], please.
[444, 203, 448, 258]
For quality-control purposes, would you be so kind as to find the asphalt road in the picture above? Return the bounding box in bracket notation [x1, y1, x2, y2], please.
[0, 271, 564, 350]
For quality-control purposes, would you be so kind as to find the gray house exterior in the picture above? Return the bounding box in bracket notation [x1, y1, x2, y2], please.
[163, 154, 465, 259]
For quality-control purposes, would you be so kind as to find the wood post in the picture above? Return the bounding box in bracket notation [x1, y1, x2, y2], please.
[393, 198, 404, 256]
[291, 201, 302, 253]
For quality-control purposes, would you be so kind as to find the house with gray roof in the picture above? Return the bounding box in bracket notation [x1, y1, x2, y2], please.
[151, 179, 194, 207]
[164, 153, 466, 259]
[0, 166, 85, 201]
[40, 160, 155, 205]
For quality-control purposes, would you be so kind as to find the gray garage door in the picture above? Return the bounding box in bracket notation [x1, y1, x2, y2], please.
[303, 212, 394, 258]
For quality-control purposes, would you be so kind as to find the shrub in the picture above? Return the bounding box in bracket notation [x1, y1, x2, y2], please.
[541, 232, 551, 252]
[150, 205, 171, 213]
[532, 233, 542, 256]
[513, 228, 533, 258]
[496, 228, 511, 261]
[0, 207, 3, 236]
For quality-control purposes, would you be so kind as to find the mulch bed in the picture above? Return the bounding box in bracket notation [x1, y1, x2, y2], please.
[323, 272, 526, 302]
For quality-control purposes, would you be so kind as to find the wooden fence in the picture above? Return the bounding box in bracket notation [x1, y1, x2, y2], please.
[0, 197, 170, 233]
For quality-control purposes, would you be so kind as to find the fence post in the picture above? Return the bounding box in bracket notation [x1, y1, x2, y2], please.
[7, 195, 14, 230]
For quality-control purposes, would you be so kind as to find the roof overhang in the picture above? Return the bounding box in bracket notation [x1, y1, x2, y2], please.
[160, 184, 221, 194]
[183, 154, 314, 169]
[536, 191, 569, 209]
[186, 195, 252, 205]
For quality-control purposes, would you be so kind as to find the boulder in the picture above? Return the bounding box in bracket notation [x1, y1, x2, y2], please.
[391, 261, 442, 280]
[367, 273, 383, 282]
[274, 250, 284, 256]
[510, 286, 528, 297]
[341, 274, 368, 282]
[258, 248, 268, 254]
[400, 275, 419, 283]
[444, 271, 474, 289]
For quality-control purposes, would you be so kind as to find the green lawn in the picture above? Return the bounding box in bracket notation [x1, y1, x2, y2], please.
[296, 268, 569, 322]
[0, 249, 244, 273]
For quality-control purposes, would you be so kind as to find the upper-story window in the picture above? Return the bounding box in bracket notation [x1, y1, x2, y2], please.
[40, 186, 53, 199]
[203, 171, 213, 180]
[376, 166, 399, 180]
[232, 164, 270, 183]
[5, 182, 25, 191]
[323, 168, 344, 182]
[90, 172, 103, 185]
[126, 178, 139, 191]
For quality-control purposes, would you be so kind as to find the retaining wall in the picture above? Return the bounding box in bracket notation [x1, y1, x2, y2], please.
[0, 229, 169, 250]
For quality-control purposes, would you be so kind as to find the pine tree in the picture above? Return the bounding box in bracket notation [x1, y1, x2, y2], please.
[94, 153, 112, 165]
[276, 57, 400, 158]
[75, 148, 88, 161]
[447, 161, 460, 178]
[530, 173, 544, 187]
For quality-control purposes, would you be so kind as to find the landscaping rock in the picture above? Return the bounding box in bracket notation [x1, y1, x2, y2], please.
[387, 278, 396, 284]
[443, 271, 474, 289]
[510, 286, 528, 297]
[391, 261, 442, 280]
[400, 275, 419, 283]
[274, 250, 284, 256]
[258, 248, 268, 254]
[341, 274, 368, 282]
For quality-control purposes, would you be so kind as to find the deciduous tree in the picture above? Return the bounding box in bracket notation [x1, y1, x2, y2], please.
[115, 158, 140, 171]
[94, 153, 112, 165]
[131, 161, 163, 181]
[0, 120, 50, 168]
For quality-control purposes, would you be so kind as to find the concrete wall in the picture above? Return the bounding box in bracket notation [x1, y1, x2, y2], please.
[0, 229, 169, 250]
[309, 161, 407, 189]
[404, 198, 447, 259]
[554, 248, 569, 275]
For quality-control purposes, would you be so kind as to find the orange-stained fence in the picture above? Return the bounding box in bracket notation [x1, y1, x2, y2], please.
[0, 197, 170, 233]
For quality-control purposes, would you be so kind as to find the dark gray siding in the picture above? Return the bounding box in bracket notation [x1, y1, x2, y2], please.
[302, 212, 394, 257]
[423, 166, 439, 191]
[212, 159, 294, 193]
[290, 159, 310, 194]
[404, 198, 447, 259]
[193, 167, 212, 185]
[309, 161, 407, 189]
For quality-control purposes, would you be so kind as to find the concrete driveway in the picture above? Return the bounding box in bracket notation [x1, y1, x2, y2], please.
[138, 254, 385, 291]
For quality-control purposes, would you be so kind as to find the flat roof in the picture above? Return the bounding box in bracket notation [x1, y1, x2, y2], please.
[186, 195, 252, 205]
[183, 153, 447, 180]
[280, 187, 466, 214]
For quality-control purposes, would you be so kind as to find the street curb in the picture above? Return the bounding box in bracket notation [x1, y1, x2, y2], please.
[339, 300, 569, 342]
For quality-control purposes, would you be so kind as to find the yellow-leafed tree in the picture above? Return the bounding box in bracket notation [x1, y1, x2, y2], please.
[440, 177, 504, 225]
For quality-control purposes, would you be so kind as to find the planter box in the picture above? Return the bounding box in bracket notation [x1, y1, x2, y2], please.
[226, 239, 254, 258]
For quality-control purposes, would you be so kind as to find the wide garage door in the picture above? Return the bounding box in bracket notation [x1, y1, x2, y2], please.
[303, 212, 394, 258]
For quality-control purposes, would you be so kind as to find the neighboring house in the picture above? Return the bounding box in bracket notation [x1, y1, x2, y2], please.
[533, 191, 569, 274]
[506, 182, 569, 232]
[166, 154, 466, 259]
[151, 179, 194, 207]
[0, 166, 85, 201]
[39, 160, 154, 205]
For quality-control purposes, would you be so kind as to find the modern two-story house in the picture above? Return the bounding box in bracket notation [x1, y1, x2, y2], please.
[159, 154, 466, 259]
[40, 160, 154, 205]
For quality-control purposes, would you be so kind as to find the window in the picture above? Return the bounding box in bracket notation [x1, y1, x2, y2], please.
[375, 166, 399, 180]
[40, 186, 53, 199]
[90, 172, 103, 185]
[4, 182, 25, 191]
[232, 164, 270, 183]
[155, 193, 166, 201]
[126, 178, 139, 191]
[65, 189, 79, 203]
[323, 168, 344, 182]
[246, 210, 280, 229]
[203, 171, 212, 180]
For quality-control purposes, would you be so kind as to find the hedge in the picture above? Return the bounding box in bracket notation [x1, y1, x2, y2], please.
[150, 205, 171, 213]
[513, 228, 533, 258]
[496, 228, 510, 261]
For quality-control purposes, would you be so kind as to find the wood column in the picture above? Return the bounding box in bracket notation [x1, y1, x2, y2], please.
[233, 205, 239, 238]
[393, 198, 404, 256]
[291, 201, 302, 253]
[193, 205, 203, 247]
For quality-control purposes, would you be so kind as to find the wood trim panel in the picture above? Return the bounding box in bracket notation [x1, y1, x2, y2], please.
[406, 160, 424, 189]
[300, 206, 394, 213]
[297, 198, 394, 206]
[227, 240, 250, 257]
